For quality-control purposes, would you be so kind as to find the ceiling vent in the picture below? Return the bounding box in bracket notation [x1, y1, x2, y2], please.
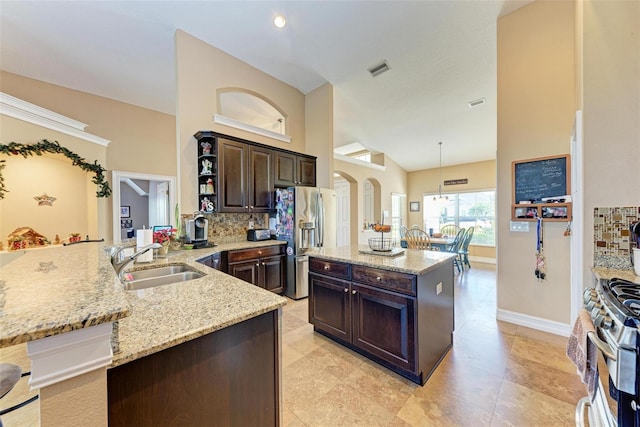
[468, 97, 486, 108]
[368, 61, 390, 77]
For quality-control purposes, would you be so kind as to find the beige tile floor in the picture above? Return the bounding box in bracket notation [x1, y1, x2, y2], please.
[1, 263, 585, 426]
[281, 263, 587, 426]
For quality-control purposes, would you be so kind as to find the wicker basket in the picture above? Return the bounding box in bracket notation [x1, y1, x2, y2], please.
[368, 238, 396, 252]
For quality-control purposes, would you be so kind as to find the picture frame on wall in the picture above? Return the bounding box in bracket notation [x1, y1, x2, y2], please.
[120, 206, 130, 218]
[409, 201, 420, 212]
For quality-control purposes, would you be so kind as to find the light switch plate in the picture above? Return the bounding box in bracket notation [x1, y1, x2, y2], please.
[436, 282, 443, 295]
[510, 221, 530, 232]
[248, 221, 254, 229]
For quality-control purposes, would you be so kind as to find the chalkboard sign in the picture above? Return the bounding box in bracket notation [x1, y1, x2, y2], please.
[513, 154, 570, 203]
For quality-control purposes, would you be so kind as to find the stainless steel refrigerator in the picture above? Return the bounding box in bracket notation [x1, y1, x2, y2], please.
[275, 186, 336, 299]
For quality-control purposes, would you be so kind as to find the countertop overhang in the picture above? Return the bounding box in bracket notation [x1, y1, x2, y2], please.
[0, 240, 288, 367]
[308, 245, 457, 275]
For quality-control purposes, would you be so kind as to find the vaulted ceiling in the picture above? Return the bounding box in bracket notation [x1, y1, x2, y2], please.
[0, 0, 531, 171]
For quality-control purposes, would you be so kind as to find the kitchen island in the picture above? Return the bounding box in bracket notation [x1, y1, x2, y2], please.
[0, 240, 287, 426]
[308, 246, 456, 385]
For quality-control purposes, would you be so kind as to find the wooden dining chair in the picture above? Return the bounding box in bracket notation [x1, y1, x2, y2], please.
[446, 228, 466, 273]
[405, 228, 431, 250]
[440, 224, 460, 238]
[458, 226, 475, 270]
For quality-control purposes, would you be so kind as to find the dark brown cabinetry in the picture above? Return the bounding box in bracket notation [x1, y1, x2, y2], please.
[309, 256, 453, 385]
[196, 253, 224, 272]
[274, 151, 316, 187]
[108, 311, 280, 426]
[196, 135, 217, 213]
[195, 131, 315, 213]
[227, 245, 285, 294]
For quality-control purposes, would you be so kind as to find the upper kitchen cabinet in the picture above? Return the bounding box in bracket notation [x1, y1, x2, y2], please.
[274, 151, 317, 187]
[217, 137, 273, 213]
[194, 131, 314, 213]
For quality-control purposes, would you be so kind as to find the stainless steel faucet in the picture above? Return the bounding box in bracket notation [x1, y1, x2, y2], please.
[111, 243, 162, 278]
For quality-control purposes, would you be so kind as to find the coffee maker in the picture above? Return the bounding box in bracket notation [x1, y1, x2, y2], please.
[187, 214, 209, 244]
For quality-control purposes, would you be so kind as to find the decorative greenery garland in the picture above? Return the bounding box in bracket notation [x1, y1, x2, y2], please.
[0, 139, 111, 199]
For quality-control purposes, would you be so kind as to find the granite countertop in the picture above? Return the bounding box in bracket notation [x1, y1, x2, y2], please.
[308, 245, 456, 275]
[0, 240, 288, 368]
[592, 266, 640, 284]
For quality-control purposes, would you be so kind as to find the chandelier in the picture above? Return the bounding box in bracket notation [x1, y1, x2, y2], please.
[433, 141, 448, 203]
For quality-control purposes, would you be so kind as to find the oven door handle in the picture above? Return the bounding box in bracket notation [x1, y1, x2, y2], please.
[575, 396, 591, 427]
[587, 331, 616, 361]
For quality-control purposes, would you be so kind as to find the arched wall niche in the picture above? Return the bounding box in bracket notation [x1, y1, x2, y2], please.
[216, 88, 289, 140]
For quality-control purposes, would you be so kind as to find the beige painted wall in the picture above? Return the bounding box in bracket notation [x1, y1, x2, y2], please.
[497, 1, 576, 324]
[408, 159, 497, 259]
[334, 156, 407, 245]
[305, 83, 334, 189]
[0, 71, 176, 242]
[175, 30, 307, 213]
[581, 0, 640, 284]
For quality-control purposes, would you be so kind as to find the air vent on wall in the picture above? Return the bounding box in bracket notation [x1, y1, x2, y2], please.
[468, 97, 486, 108]
[368, 61, 390, 77]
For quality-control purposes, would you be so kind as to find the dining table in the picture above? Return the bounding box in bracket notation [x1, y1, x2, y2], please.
[429, 237, 455, 251]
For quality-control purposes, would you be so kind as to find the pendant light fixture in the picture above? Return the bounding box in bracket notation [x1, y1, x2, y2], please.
[433, 141, 448, 203]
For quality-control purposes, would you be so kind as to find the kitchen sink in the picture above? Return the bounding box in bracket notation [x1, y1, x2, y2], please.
[122, 264, 205, 290]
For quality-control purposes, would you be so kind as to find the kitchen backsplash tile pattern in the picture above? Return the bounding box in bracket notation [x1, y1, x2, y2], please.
[204, 213, 266, 244]
[593, 206, 640, 269]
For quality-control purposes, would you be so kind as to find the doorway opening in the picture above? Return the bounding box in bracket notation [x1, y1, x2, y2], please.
[111, 171, 176, 243]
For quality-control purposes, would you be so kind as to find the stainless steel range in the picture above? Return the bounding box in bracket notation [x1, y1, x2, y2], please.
[581, 277, 640, 426]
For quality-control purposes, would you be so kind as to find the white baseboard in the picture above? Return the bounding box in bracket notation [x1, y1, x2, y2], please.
[469, 256, 496, 265]
[496, 309, 571, 337]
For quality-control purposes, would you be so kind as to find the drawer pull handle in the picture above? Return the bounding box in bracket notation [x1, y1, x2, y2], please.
[352, 290, 357, 295]
[376, 276, 382, 281]
[324, 265, 330, 270]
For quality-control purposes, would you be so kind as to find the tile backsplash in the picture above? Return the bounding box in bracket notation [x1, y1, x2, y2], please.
[203, 213, 267, 244]
[593, 206, 640, 269]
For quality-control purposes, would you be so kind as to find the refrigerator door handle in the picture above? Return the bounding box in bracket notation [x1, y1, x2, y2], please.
[317, 191, 324, 247]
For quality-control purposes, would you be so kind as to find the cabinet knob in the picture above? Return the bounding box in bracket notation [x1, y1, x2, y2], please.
[244, 206, 249, 209]
[261, 262, 266, 266]
[352, 290, 357, 295]
[324, 265, 330, 271]
[256, 263, 260, 267]
[376, 276, 382, 281]
[344, 288, 349, 293]
[250, 206, 254, 209]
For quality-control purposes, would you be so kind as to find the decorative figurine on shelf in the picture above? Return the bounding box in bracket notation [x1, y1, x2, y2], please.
[206, 178, 214, 194]
[200, 141, 212, 155]
[54, 234, 61, 245]
[201, 197, 214, 212]
[69, 233, 82, 243]
[201, 159, 213, 175]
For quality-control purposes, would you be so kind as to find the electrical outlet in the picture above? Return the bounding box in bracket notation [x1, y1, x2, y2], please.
[248, 221, 254, 229]
[510, 221, 530, 232]
[436, 282, 443, 295]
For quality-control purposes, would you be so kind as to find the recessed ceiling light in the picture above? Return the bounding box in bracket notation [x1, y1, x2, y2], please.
[273, 15, 286, 29]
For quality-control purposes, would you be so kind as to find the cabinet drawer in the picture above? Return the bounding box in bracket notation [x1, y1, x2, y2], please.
[352, 265, 416, 296]
[228, 245, 284, 263]
[309, 258, 351, 280]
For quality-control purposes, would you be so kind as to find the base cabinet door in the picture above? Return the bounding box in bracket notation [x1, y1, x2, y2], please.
[309, 273, 351, 342]
[351, 283, 416, 372]
[261, 255, 285, 293]
[229, 259, 259, 286]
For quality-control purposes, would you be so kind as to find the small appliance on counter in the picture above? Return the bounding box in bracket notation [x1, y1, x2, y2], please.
[247, 229, 271, 241]
[187, 214, 208, 243]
